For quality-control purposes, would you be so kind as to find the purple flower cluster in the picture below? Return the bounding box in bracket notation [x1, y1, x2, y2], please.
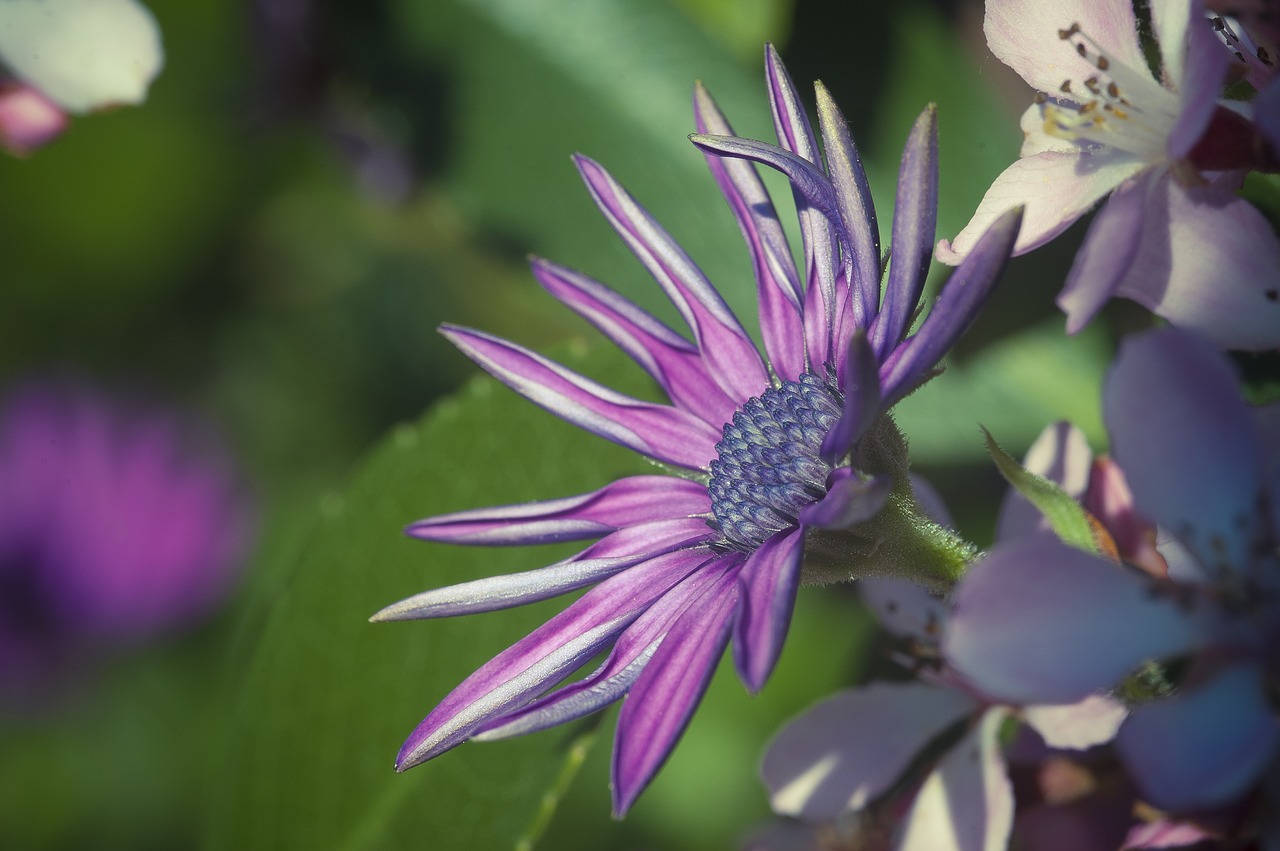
[0, 382, 252, 705]
[375, 47, 1021, 814]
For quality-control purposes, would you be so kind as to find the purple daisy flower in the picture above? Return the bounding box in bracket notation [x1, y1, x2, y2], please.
[374, 46, 1022, 816]
[0, 381, 252, 705]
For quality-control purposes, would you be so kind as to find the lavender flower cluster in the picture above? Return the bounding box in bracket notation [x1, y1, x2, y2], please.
[378, 0, 1280, 847]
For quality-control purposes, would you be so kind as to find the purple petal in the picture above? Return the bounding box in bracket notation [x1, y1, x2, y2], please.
[897, 708, 1014, 851]
[441, 324, 721, 469]
[375, 517, 712, 620]
[1105, 328, 1260, 574]
[819, 331, 882, 463]
[529, 258, 738, 426]
[763, 681, 977, 820]
[1154, 0, 1228, 158]
[859, 578, 949, 644]
[797, 469, 890, 530]
[732, 527, 804, 692]
[574, 155, 769, 402]
[945, 536, 1201, 705]
[693, 82, 807, 383]
[1117, 664, 1279, 811]
[1107, 174, 1280, 351]
[474, 559, 730, 740]
[870, 104, 938, 359]
[765, 44, 821, 166]
[395, 548, 708, 770]
[1256, 402, 1280, 539]
[689, 133, 844, 362]
[814, 82, 880, 328]
[1057, 172, 1149, 334]
[996, 421, 1093, 542]
[1257, 78, 1280, 160]
[983, 0, 1148, 97]
[883, 206, 1023, 407]
[766, 44, 842, 365]
[936, 150, 1143, 263]
[1023, 694, 1128, 750]
[406, 475, 710, 546]
[611, 564, 740, 815]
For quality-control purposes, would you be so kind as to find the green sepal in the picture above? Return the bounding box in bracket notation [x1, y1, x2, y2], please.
[982, 426, 1099, 554]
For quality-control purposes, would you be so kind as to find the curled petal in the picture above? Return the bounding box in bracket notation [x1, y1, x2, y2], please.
[406, 475, 710, 546]
[763, 682, 977, 820]
[732, 527, 804, 692]
[612, 564, 741, 815]
[529, 258, 738, 426]
[820, 330, 882, 463]
[798, 469, 891, 530]
[394, 548, 709, 770]
[574, 155, 769, 402]
[946, 536, 1201, 705]
[441, 325, 721, 469]
[375, 517, 712, 620]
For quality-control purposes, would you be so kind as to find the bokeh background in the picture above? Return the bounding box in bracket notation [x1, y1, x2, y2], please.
[0, 0, 1125, 848]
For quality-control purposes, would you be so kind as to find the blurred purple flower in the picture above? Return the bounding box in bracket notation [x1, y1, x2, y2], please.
[937, 0, 1280, 350]
[0, 382, 252, 703]
[373, 46, 1022, 815]
[946, 328, 1280, 815]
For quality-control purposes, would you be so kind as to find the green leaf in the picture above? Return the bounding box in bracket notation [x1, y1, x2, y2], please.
[205, 340, 651, 851]
[981, 426, 1100, 554]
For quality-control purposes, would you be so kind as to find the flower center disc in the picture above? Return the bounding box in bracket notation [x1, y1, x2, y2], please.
[706, 373, 841, 552]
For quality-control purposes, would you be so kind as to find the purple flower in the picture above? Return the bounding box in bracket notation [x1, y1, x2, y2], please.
[945, 328, 1280, 814]
[0, 382, 252, 704]
[373, 46, 1021, 816]
[937, 0, 1280, 351]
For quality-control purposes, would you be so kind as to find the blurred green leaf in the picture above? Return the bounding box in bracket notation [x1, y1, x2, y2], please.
[894, 320, 1109, 464]
[205, 340, 651, 851]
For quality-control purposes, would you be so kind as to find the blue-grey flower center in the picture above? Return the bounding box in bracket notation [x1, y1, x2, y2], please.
[706, 372, 842, 552]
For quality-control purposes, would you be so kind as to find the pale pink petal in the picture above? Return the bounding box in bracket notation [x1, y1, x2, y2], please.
[984, 0, 1148, 96]
[858, 578, 948, 645]
[1023, 694, 1128, 750]
[1058, 171, 1151, 334]
[898, 708, 1015, 851]
[936, 150, 1144, 263]
[763, 682, 977, 820]
[1108, 174, 1280, 350]
[1154, 0, 1230, 158]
